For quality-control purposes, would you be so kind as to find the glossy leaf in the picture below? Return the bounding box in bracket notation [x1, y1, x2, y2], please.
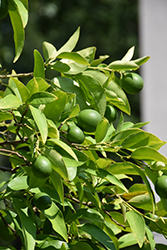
[105, 80, 130, 115]
[50, 170, 64, 205]
[29, 105, 48, 143]
[132, 56, 150, 66]
[58, 52, 89, 65]
[44, 90, 67, 122]
[56, 27, 80, 55]
[28, 92, 57, 106]
[13, 0, 28, 28]
[33, 49, 45, 79]
[8, 0, 25, 62]
[126, 210, 145, 248]
[121, 46, 135, 61]
[13, 198, 36, 250]
[128, 193, 153, 211]
[42, 148, 68, 180]
[10, 77, 30, 102]
[78, 46, 96, 64]
[43, 41, 57, 61]
[75, 72, 106, 115]
[95, 117, 109, 143]
[26, 77, 50, 96]
[8, 176, 29, 190]
[80, 223, 116, 250]
[44, 202, 68, 242]
[0, 94, 22, 109]
[131, 146, 167, 164]
[108, 60, 139, 71]
[118, 233, 137, 249]
[47, 138, 78, 161]
[52, 61, 70, 73]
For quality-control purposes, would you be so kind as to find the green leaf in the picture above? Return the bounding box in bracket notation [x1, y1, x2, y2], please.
[105, 80, 130, 115]
[28, 92, 57, 106]
[43, 41, 57, 61]
[8, 0, 25, 63]
[52, 61, 70, 73]
[47, 138, 78, 161]
[33, 49, 45, 79]
[145, 226, 156, 250]
[52, 77, 88, 110]
[71, 241, 94, 250]
[44, 90, 67, 122]
[107, 162, 139, 175]
[108, 60, 139, 71]
[56, 27, 80, 55]
[121, 46, 135, 61]
[0, 94, 22, 109]
[118, 233, 137, 249]
[0, 112, 13, 121]
[44, 202, 68, 242]
[42, 148, 68, 180]
[68, 104, 80, 118]
[10, 77, 30, 102]
[78, 46, 96, 64]
[8, 176, 29, 191]
[50, 171, 64, 205]
[75, 72, 106, 115]
[96, 169, 128, 193]
[95, 117, 109, 143]
[128, 193, 153, 211]
[13, 0, 28, 28]
[132, 56, 150, 66]
[57, 52, 89, 65]
[122, 131, 165, 150]
[26, 77, 50, 97]
[80, 223, 116, 250]
[13, 198, 36, 250]
[29, 105, 48, 143]
[131, 146, 167, 164]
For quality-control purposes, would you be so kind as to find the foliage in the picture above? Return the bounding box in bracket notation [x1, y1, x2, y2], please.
[0, 2, 167, 250]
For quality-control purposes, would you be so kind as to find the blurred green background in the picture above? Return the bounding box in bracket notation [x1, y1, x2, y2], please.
[0, 0, 140, 122]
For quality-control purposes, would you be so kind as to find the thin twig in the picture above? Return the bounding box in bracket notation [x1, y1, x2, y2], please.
[0, 72, 33, 79]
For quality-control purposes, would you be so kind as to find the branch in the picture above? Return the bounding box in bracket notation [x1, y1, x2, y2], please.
[0, 148, 29, 163]
[0, 72, 33, 79]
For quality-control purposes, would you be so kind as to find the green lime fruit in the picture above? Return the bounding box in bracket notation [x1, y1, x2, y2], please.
[104, 105, 117, 123]
[0, 210, 15, 242]
[77, 109, 102, 132]
[155, 175, 167, 198]
[0, 0, 8, 19]
[33, 192, 52, 210]
[67, 123, 85, 144]
[121, 72, 144, 94]
[32, 155, 52, 179]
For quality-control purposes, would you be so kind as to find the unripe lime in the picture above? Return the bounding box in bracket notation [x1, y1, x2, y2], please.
[0, 0, 8, 19]
[32, 155, 52, 179]
[33, 192, 52, 210]
[67, 123, 85, 144]
[121, 73, 144, 94]
[104, 105, 117, 123]
[77, 109, 102, 132]
[155, 175, 167, 198]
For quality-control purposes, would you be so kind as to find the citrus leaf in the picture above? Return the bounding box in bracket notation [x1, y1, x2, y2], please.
[132, 56, 150, 66]
[105, 80, 130, 115]
[29, 105, 48, 144]
[8, 176, 29, 191]
[28, 92, 57, 106]
[8, 0, 25, 63]
[126, 210, 145, 248]
[108, 60, 139, 71]
[33, 49, 45, 79]
[78, 46, 96, 64]
[43, 41, 57, 61]
[56, 27, 80, 55]
[95, 117, 109, 143]
[44, 202, 68, 242]
[0, 94, 22, 109]
[71, 242, 93, 250]
[42, 148, 68, 180]
[47, 138, 78, 161]
[13, 0, 28, 28]
[80, 223, 116, 250]
[118, 233, 137, 249]
[131, 146, 167, 164]
[13, 198, 36, 250]
[50, 171, 64, 204]
[10, 77, 30, 102]
[57, 52, 89, 65]
[52, 61, 70, 73]
[121, 46, 135, 61]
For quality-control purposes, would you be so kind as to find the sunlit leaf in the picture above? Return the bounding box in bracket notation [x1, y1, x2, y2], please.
[34, 49, 45, 79]
[0, 94, 22, 109]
